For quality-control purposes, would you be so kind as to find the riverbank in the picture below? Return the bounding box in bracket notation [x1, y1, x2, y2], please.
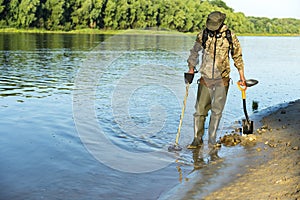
[1, 28, 299, 37]
[204, 99, 300, 199]
[158, 100, 300, 200]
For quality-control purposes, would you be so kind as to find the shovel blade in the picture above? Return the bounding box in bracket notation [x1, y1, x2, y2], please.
[242, 119, 253, 134]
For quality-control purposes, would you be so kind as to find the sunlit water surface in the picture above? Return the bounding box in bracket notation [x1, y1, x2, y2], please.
[1, 33, 299, 199]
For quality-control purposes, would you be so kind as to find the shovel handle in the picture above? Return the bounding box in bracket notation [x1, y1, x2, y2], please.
[237, 81, 247, 99]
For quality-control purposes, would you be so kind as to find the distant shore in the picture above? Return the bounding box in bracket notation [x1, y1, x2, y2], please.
[1, 28, 300, 37]
[205, 99, 300, 199]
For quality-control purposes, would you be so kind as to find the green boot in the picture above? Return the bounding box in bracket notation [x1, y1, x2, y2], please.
[187, 137, 203, 149]
[187, 116, 205, 149]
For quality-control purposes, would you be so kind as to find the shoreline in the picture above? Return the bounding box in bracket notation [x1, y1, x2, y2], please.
[159, 99, 300, 199]
[1, 28, 300, 37]
[204, 99, 300, 199]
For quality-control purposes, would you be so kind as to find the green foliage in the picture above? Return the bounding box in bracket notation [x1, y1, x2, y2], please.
[44, 0, 65, 30]
[0, 0, 7, 27]
[208, 0, 233, 12]
[0, 0, 299, 34]
[89, 0, 105, 28]
[248, 17, 300, 34]
[71, 0, 94, 29]
[19, 0, 39, 28]
[0, 0, 5, 14]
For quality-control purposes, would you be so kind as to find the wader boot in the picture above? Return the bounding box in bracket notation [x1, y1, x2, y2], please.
[208, 85, 229, 147]
[187, 83, 211, 149]
[208, 114, 222, 146]
[187, 116, 205, 149]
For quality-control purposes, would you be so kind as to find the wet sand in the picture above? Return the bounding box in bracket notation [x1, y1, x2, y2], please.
[159, 100, 300, 200]
[204, 99, 300, 199]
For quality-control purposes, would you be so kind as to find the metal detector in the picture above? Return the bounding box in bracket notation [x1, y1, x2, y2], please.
[168, 73, 194, 151]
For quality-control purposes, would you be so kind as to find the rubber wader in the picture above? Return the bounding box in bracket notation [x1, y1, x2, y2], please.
[188, 82, 228, 149]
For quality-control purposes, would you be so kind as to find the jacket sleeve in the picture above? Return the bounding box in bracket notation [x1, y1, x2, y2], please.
[231, 32, 244, 71]
[187, 32, 203, 70]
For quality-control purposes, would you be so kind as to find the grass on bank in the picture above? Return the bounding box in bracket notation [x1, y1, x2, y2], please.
[0, 27, 299, 37]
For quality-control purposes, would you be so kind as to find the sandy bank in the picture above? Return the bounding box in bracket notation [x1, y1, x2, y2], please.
[204, 100, 300, 199]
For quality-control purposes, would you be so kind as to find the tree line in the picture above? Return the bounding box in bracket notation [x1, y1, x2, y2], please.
[0, 0, 299, 34]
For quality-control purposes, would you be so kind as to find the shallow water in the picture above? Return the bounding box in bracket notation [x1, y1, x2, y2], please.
[0, 32, 299, 199]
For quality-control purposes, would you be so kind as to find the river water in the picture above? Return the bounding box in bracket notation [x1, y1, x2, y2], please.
[0, 32, 299, 199]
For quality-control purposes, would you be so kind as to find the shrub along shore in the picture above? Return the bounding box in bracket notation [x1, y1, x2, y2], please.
[0, 0, 299, 35]
[1, 28, 299, 37]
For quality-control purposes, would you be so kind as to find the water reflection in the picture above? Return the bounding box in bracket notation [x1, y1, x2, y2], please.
[0, 33, 110, 100]
[0, 51, 76, 99]
[0, 33, 108, 51]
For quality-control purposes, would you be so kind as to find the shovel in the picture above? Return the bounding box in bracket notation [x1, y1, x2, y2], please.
[168, 73, 194, 151]
[237, 79, 258, 134]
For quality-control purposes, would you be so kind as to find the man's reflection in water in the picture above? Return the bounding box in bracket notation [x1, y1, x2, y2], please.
[192, 146, 222, 170]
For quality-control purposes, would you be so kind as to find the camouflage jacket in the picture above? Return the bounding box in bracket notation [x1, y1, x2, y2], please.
[187, 25, 244, 79]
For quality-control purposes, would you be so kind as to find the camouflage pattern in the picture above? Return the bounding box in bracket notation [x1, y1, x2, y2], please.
[187, 25, 244, 79]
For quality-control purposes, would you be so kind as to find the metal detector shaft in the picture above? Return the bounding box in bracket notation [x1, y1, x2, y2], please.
[175, 83, 190, 145]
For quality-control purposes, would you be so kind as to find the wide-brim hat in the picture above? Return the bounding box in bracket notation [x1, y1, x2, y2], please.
[206, 11, 226, 31]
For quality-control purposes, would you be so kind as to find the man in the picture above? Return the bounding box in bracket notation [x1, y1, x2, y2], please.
[187, 11, 246, 149]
